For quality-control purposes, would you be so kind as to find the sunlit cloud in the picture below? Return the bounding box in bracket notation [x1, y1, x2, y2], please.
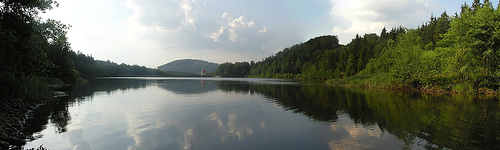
[179, 0, 199, 30]
[211, 13, 269, 43]
[329, 0, 439, 43]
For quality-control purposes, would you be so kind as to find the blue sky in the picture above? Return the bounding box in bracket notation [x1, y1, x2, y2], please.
[41, 0, 497, 68]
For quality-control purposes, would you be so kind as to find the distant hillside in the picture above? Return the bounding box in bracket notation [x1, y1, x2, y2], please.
[158, 59, 219, 74]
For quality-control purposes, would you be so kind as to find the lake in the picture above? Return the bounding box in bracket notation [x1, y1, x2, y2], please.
[23, 77, 500, 149]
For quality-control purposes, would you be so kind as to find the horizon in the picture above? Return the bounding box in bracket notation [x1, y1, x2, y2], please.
[41, 0, 497, 68]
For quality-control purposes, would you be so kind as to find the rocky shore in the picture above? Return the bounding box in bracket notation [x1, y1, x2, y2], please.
[0, 88, 69, 150]
[0, 97, 49, 150]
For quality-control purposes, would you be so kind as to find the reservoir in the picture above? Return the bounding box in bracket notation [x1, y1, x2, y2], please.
[23, 77, 500, 149]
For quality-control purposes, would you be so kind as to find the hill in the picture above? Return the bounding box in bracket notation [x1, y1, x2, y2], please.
[158, 59, 219, 75]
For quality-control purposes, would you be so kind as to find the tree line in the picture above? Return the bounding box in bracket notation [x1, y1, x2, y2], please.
[216, 0, 500, 93]
[215, 27, 406, 79]
[68, 51, 166, 78]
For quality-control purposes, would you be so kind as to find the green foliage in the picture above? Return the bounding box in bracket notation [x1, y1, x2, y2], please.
[0, 0, 78, 100]
[223, 28, 407, 80]
[345, 54, 357, 77]
[358, 0, 500, 93]
[334, 68, 341, 78]
[67, 51, 100, 78]
[363, 73, 398, 87]
[42, 20, 78, 83]
[245, 35, 339, 79]
[215, 62, 251, 77]
[439, 1, 500, 81]
[389, 30, 427, 86]
[0, 75, 55, 100]
[452, 82, 475, 93]
[241, 28, 408, 80]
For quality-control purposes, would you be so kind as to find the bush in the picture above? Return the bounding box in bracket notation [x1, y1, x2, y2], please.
[452, 82, 475, 93]
[0, 75, 53, 101]
[20, 77, 53, 100]
[364, 73, 397, 87]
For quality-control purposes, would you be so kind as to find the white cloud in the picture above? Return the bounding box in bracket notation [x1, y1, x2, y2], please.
[211, 26, 227, 42]
[272, 46, 284, 54]
[126, 0, 196, 33]
[179, 0, 198, 30]
[40, 0, 287, 67]
[211, 13, 268, 43]
[122, 0, 275, 65]
[259, 26, 267, 34]
[330, 0, 438, 43]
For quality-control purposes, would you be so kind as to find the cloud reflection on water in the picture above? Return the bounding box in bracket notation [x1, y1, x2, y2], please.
[209, 112, 255, 143]
[328, 114, 391, 150]
[26, 77, 483, 149]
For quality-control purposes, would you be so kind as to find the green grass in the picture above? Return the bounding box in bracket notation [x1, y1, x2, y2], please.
[327, 73, 396, 88]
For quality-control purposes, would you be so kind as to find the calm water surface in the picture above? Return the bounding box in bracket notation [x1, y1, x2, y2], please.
[23, 77, 500, 149]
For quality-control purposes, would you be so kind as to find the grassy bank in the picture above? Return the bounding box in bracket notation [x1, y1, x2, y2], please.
[326, 74, 498, 97]
[326, 74, 395, 88]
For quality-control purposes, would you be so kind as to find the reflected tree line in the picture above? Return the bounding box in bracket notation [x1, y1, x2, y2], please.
[157, 79, 218, 95]
[215, 81, 500, 149]
[22, 79, 151, 142]
[22, 79, 500, 149]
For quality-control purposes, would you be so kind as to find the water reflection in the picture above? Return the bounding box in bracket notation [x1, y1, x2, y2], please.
[23, 79, 150, 143]
[71, 78, 151, 97]
[23, 77, 500, 149]
[216, 80, 500, 149]
[157, 79, 218, 95]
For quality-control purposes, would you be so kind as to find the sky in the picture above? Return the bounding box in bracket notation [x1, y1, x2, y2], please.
[40, 0, 498, 68]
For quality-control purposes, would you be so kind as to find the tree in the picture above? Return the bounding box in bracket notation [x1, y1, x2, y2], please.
[472, 0, 482, 9]
[381, 27, 388, 39]
[0, 0, 68, 99]
[41, 20, 79, 83]
[437, 0, 500, 89]
[334, 68, 341, 78]
[345, 54, 357, 77]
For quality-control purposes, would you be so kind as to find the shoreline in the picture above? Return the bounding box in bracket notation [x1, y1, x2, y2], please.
[0, 84, 74, 149]
[0, 98, 47, 149]
[326, 79, 499, 99]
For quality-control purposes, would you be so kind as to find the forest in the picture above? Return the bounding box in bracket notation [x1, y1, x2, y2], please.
[216, 0, 500, 93]
[0, 0, 165, 101]
[68, 51, 166, 78]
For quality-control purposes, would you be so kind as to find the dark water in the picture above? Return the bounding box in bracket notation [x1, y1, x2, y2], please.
[23, 77, 500, 149]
